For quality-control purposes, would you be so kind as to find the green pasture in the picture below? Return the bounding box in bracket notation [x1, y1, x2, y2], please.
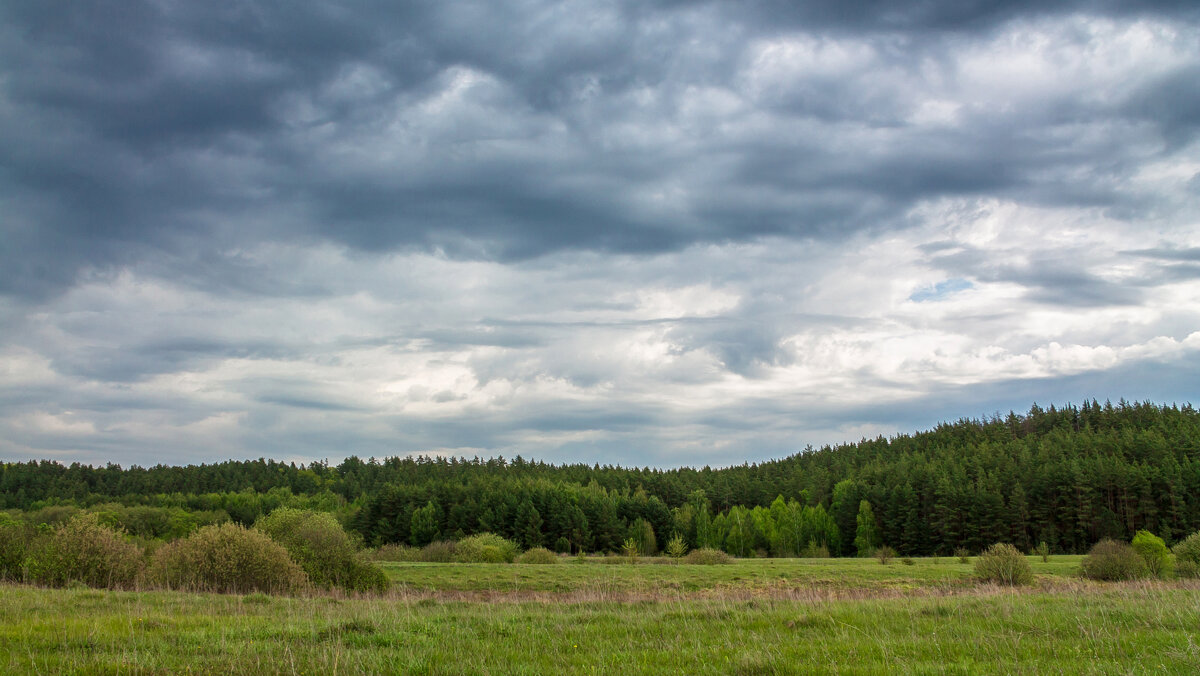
[381, 555, 1085, 595]
[3, 555, 1197, 675]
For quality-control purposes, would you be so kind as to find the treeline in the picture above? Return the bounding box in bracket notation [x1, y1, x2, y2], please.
[4, 400, 1199, 556]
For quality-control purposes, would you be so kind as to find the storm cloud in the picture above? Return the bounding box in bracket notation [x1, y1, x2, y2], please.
[1, 0, 1198, 466]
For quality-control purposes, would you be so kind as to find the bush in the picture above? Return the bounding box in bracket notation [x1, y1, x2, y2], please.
[622, 537, 639, 560]
[368, 543, 419, 562]
[418, 540, 459, 563]
[802, 542, 831, 558]
[23, 513, 144, 589]
[665, 533, 689, 558]
[0, 516, 36, 581]
[1080, 539, 1149, 581]
[1177, 560, 1200, 579]
[683, 548, 731, 565]
[150, 523, 308, 594]
[1033, 541, 1050, 562]
[254, 508, 388, 593]
[875, 545, 896, 565]
[974, 543, 1033, 586]
[1130, 530, 1173, 579]
[1172, 531, 1200, 569]
[901, 557, 915, 566]
[954, 547, 971, 564]
[553, 536, 571, 554]
[455, 533, 518, 563]
[516, 547, 558, 564]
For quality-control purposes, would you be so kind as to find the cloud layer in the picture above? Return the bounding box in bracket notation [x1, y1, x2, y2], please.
[2, 1, 1198, 466]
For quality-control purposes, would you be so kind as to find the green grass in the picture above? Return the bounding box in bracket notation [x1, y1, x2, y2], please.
[2, 556, 1196, 675]
[381, 555, 1085, 595]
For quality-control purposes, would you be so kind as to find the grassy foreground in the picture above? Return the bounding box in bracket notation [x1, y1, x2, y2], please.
[3, 557, 1199, 675]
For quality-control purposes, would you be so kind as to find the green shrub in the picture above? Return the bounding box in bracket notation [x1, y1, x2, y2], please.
[368, 543, 419, 562]
[802, 542, 831, 559]
[1130, 530, 1173, 579]
[901, 557, 915, 566]
[974, 543, 1033, 586]
[1172, 531, 1200, 568]
[23, 513, 144, 589]
[516, 547, 558, 564]
[683, 548, 731, 565]
[622, 537, 639, 560]
[418, 540, 459, 562]
[0, 516, 36, 581]
[1033, 541, 1050, 562]
[553, 536, 571, 554]
[454, 533, 518, 563]
[875, 545, 896, 565]
[665, 533, 689, 558]
[954, 547, 971, 564]
[150, 523, 308, 594]
[254, 508, 388, 593]
[1080, 539, 1149, 581]
[1177, 560, 1200, 579]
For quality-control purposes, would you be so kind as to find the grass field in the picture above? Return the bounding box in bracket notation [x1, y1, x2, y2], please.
[3, 556, 1198, 675]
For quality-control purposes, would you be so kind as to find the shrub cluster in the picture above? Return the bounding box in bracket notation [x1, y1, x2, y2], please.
[683, 548, 732, 565]
[516, 547, 558, 564]
[1130, 530, 1173, 579]
[875, 545, 896, 565]
[1080, 539, 1149, 581]
[973, 543, 1033, 586]
[149, 523, 308, 594]
[454, 533, 518, 563]
[23, 513, 144, 589]
[1173, 531, 1200, 579]
[254, 509, 389, 593]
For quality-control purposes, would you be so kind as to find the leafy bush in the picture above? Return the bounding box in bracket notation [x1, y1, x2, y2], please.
[150, 523, 308, 594]
[516, 547, 558, 564]
[683, 548, 731, 565]
[875, 545, 896, 565]
[802, 542, 831, 559]
[1177, 560, 1200, 579]
[954, 547, 971, 564]
[1080, 539, 1149, 581]
[454, 533, 518, 563]
[553, 536, 571, 554]
[368, 543, 419, 562]
[1130, 530, 1173, 579]
[974, 543, 1033, 586]
[0, 515, 36, 581]
[1172, 531, 1200, 569]
[665, 533, 689, 558]
[901, 557, 915, 566]
[23, 513, 144, 589]
[417, 540, 459, 563]
[254, 508, 388, 593]
[622, 537, 639, 560]
[1033, 541, 1050, 562]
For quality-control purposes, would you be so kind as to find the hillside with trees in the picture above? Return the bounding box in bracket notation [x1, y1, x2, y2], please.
[3, 400, 1198, 556]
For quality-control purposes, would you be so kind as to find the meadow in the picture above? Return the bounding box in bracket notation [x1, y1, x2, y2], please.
[3, 556, 1198, 675]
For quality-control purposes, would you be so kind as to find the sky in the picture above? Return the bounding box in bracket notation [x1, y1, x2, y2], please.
[2, 0, 1199, 469]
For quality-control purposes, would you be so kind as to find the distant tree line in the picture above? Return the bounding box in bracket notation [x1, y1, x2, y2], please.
[3, 400, 1199, 556]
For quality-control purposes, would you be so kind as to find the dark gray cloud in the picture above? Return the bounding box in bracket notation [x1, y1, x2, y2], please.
[4, 0, 1198, 301]
[1, 0, 1198, 467]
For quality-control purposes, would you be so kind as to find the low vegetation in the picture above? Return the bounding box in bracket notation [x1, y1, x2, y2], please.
[149, 523, 309, 594]
[973, 543, 1033, 585]
[1080, 539, 1149, 581]
[23, 512, 144, 589]
[682, 548, 731, 565]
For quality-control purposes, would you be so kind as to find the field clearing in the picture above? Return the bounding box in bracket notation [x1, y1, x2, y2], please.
[381, 555, 1085, 597]
[3, 556, 1199, 674]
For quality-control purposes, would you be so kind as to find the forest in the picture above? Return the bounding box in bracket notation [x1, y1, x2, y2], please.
[3, 399, 1198, 557]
